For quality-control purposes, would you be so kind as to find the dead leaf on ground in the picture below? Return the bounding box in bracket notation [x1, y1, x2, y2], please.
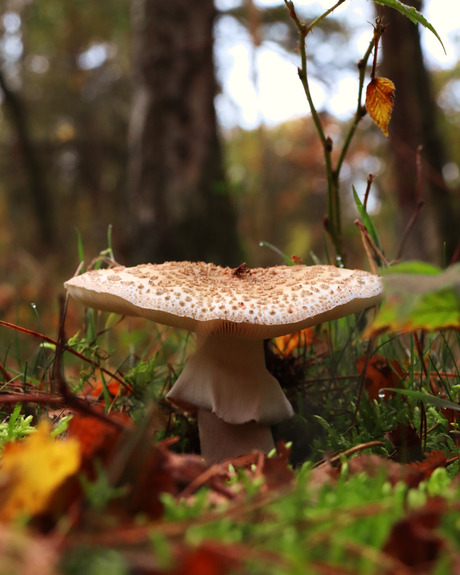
[404, 450, 447, 489]
[0, 525, 59, 575]
[256, 442, 294, 491]
[383, 497, 445, 569]
[385, 422, 423, 463]
[274, 328, 315, 356]
[68, 410, 132, 478]
[356, 354, 405, 402]
[365, 77, 395, 137]
[171, 542, 237, 575]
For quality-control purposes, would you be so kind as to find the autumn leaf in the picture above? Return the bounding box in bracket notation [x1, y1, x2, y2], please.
[0, 423, 80, 522]
[365, 77, 395, 137]
[356, 354, 405, 402]
[382, 498, 445, 568]
[274, 328, 314, 356]
[366, 263, 460, 336]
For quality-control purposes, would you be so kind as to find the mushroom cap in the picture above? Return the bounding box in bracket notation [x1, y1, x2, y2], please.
[64, 261, 382, 338]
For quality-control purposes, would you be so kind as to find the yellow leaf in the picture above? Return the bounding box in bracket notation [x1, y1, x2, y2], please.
[365, 77, 395, 137]
[0, 423, 81, 522]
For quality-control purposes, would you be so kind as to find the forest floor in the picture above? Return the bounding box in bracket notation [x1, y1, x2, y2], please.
[1, 275, 460, 575]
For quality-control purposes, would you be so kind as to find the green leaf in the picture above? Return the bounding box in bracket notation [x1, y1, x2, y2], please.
[352, 186, 382, 252]
[382, 261, 442, 276]
[259, 240, 293, 265]
[381, 388, 460, 412]
[367, 265, 460, 335]
[371, 0, 445, 54]
[75, 227, 85, 272]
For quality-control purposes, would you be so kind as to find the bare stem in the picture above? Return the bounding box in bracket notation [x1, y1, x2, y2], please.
[285, 0, 342, 257]
[335, 37, 375, 176]
[363, 174, 375, 211]
[305, 0, 347, 34]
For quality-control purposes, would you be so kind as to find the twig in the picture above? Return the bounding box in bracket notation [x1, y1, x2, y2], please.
[394, 145, 424, 262]
[0, 319, 127, 388]
[335, 37, 375, 177]
[314, 440, 385, 469]
[356, 221, 377, 274]
[355, 220, 389, 274]
[363, 174, 375, 211]
[0, 363, 12, 383]
[355, 220, 389, 267]
[304, 0, 347, 33]
[285, 0, 341, 257]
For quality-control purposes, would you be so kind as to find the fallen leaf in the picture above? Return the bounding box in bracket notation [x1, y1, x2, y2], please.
[385, 422, 423, 463]
[347, 454, 401, 486]
[0, 423, 80, 522]
[356, 354, 405, 401]
[404, 450, 447, 489]
[173, 543, 237, 575]
[365, 77, 395, 137]
[383, 498, 444, 568]
[68, 411, 132, 478]
[0, 525, 59, 575]
[274, 328, 314, 356]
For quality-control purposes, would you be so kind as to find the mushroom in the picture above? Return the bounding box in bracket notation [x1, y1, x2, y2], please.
[65, 261, 382, 462]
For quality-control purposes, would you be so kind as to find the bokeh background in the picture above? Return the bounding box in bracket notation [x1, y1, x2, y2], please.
[0, 0, 459, 333]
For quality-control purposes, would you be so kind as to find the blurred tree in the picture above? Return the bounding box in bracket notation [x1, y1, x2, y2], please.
[376, 0, 459, 262]
[127, 0, 240, 266]
[0, 67, 54, 248]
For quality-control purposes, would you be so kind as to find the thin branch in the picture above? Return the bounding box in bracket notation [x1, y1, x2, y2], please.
[285, 0, 341, 256]
[305, 0, 347, 33]
[355, 220, 389, 268]
[363, 174, 375, 211]
[335, 37, 375, 176]
[0, 320, 128, 388]
[314, 440, 385, 468]
[394, 145, 424, 262]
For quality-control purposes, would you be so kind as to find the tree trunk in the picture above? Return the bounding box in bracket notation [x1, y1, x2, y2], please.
[127, 0, 240, 266]
[376, 0, 457, 262]
[0, 68, 55, 249]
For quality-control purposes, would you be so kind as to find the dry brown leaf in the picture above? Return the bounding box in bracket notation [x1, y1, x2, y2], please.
[274, 328, 314, 356]
[404, 450, 447, 489]
[365, 77, 395, 137]
[383, 498, 445, 569]
[356, 354, 405, 402]
[68, 410, 132, 478]
[385, 422, 423, 463]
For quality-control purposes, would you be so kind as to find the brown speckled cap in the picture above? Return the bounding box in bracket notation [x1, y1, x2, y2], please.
[64, 261, 382, 338]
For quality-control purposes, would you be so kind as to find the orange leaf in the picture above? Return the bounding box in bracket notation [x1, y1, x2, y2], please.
[365, 77, 395, 137]
[356, 354, 405, 402]
[274, 328, 314, 356]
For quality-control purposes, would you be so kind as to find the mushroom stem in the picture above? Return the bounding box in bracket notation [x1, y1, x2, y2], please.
[166, 334, 293, 462]
[197, 409, 275, 463]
